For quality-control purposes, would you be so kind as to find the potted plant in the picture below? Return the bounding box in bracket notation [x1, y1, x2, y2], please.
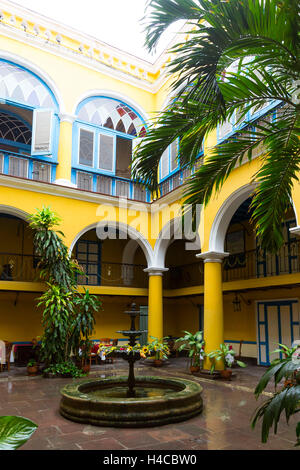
[78, 339, 93, 373]
[147, 336, 170, 366]
[175, 331, 205, 373]
[27, 359, 39, 376]
[207, 343, 246, 379]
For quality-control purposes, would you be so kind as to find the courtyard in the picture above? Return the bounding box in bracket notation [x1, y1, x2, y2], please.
[0, 358, 298, 451]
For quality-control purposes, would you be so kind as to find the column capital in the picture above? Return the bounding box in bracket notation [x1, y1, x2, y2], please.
[59, 113, 77, 124]
[144, 267, 169, 276]
[196, 251, 229, 264]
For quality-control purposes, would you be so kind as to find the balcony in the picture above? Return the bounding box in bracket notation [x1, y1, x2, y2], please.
[74, 170, 149, 202]
[0, 150, 55, 183]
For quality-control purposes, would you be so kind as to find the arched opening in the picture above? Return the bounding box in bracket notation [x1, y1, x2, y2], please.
[0, 212, 37, 282]
[219, 196, 300, 366]
[73, 96, 148, 200]
[71, 222, 152, 288]
[0, 58, 60, 183]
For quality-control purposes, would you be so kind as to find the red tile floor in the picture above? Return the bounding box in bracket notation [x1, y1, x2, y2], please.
[0, 358, 298, 451]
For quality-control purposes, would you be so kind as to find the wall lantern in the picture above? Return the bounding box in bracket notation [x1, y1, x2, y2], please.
[232, 293, 251, 312]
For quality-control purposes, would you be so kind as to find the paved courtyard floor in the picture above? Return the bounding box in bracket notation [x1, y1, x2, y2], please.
[0, 358, 298, 451]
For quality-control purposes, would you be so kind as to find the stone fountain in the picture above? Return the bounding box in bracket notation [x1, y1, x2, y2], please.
[59, 303, 203, 427]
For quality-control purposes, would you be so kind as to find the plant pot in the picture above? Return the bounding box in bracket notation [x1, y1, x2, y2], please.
[220, 369, 232, 380]
[190, 365, 200, 373]
[27, 365, 39, 376]
[153, 359, 163, 367]
[81, 364, 90, 374]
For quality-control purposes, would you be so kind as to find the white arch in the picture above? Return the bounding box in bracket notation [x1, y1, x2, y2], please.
[209, 184, 256, 253]
[209, 183, 299, 253]
[0, 205, 30, 222]
[0, 50, 65, 113]
[72, 89, 150, 123]
[153, 216, 201, 269]
[69, 221, 154, 267]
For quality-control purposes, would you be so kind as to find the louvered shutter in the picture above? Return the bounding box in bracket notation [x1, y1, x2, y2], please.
[133, 183, 147, 201]
[160, 147, 169, 179]
[218, 119, 232, 140]
[115, 180, 130, 198]
[8, 156, 28, 178]
[96, 175, 112, 195]
[32, 161, 51, 182]
[170, 140, 178, 172]
[77, 171, 93, 191]
[98, 133, 114, 171]
[31, 109, 53, 155]
[79, 129, 94, 166]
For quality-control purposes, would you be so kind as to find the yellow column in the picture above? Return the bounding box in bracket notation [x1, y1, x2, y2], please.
[144, 268, 167, 341]
[197, 251, 228, 370]
[55, 114, 75, 185]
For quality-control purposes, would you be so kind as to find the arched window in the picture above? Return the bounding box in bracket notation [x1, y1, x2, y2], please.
[0, 111, 31, 147]
[74, 97, 148, 199]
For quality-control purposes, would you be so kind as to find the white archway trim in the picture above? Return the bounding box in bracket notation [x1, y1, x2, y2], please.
[0, 204, 30, 221]
[72, 89, 150, 123]
[153, 216, 202, 269]
[69, 221, 154, 268]
[209, 184, 256, 253]
[0, 50, 65, 113]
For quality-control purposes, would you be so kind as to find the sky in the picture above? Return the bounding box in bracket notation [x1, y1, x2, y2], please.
[12, 0, 182, 62]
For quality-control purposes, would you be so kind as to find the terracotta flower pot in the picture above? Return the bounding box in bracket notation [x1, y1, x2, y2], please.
[27, 365, 39, 376]
[220, 369, 232, 380]
[81, 364, 90, 374]
[153, 359, 163, 367]
[190, 365, 200, 373]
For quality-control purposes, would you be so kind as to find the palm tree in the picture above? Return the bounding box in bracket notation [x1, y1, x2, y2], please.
[133, 0, 300, 252]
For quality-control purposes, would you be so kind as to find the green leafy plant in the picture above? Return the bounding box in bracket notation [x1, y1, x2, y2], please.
[27, 359, 37, 368]
[207, 343, 247, 373]
[270, 343, 298, 363]
[148, 336, 170, 360]
[251, 351, 300, 445]
[133, 0, 300, 253]
[29, 207, 103, 367]
[175, 331, 205, 368]
[0, 416, 37, 450]
[44, 361, 85, 378]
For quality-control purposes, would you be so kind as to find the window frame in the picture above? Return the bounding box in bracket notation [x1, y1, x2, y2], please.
[75, 120, 135, 178]
[159, 138, 180, 182]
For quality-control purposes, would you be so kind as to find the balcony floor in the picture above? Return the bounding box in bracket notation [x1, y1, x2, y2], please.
[0, 358, 298, 451]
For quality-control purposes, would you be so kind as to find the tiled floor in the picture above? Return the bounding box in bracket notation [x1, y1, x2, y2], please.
[0, 358, 298, 450]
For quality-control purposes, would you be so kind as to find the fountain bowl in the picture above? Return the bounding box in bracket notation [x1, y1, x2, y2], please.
[60, 376, 203, 427]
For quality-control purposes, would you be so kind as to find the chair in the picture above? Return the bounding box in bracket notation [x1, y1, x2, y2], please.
[90, 342, 100, 365]
[99, 338, 115, 364]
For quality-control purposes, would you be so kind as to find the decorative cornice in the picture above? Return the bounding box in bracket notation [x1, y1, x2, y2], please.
[196, 251, 229, 264]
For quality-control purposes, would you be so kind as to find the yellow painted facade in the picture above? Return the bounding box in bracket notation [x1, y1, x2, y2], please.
[0, 1, 299, 367]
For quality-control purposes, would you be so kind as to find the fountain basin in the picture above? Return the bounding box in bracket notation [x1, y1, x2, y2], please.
[60, 376, 203, 427]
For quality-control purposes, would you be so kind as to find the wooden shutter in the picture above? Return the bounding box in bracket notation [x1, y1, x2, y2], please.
[31, 109, 53, 155]
[170, 140, 178, 172]
[79, 129, 94, 166]
[96, 175, 112, 195]
[77, 171, 93, 191]
[115, 180, 130, 198]
[32, 161, 51, 182]
[98, 133, 114, 171]
[218, 119, 232, 140]
[8, 156, 28, 178]
[133, 183, 147, 201]
[160, 147, 169, 179]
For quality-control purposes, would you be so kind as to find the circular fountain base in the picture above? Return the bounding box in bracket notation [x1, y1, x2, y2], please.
[60, 376, 203, 427]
